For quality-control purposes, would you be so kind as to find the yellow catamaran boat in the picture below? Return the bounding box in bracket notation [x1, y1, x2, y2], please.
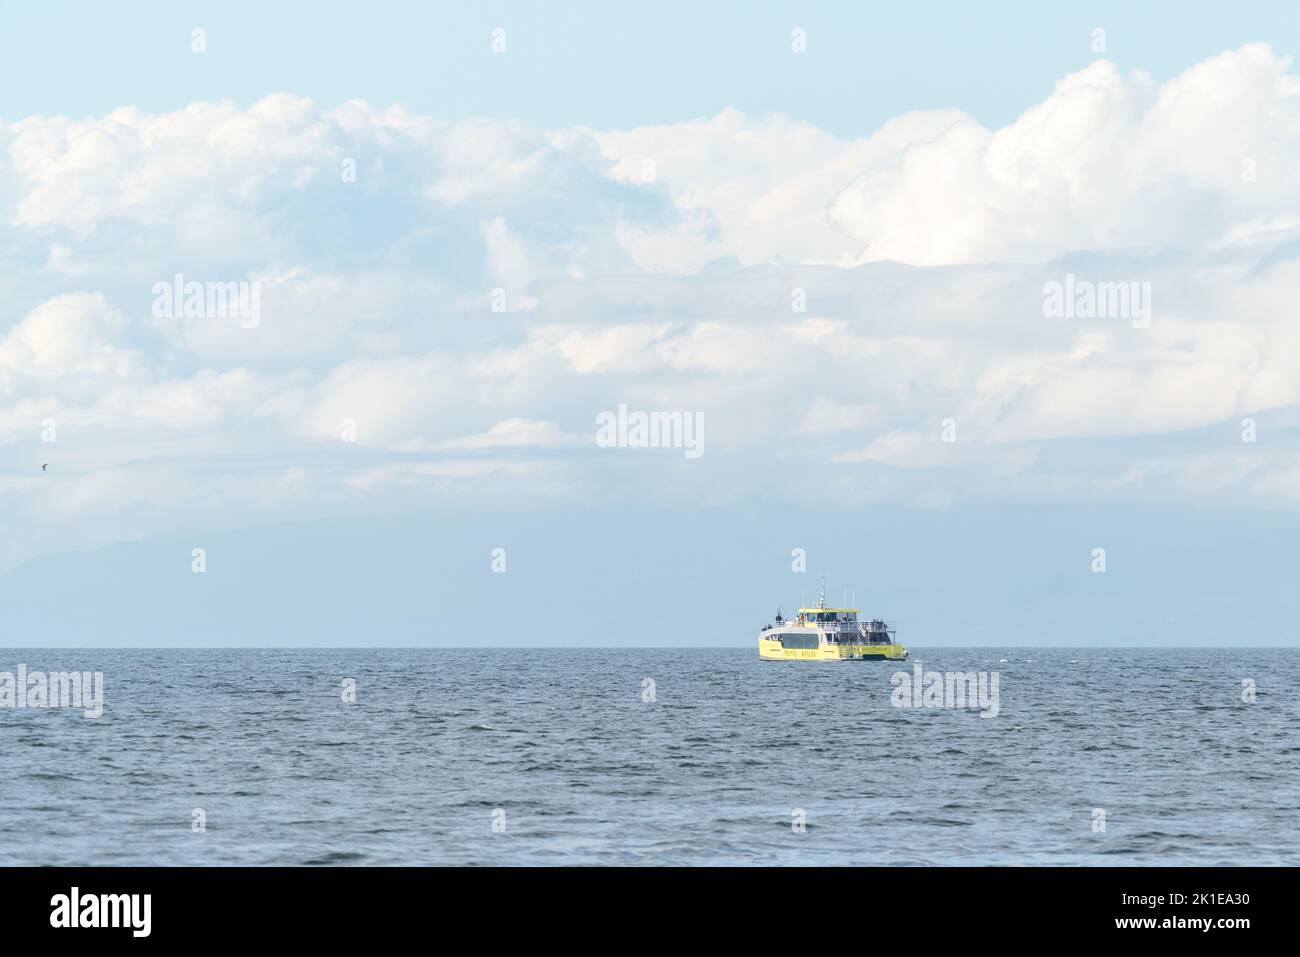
[758, 582, 906, 661]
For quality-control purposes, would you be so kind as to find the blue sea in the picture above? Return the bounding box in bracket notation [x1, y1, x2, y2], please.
[1, 648, 1297, 865]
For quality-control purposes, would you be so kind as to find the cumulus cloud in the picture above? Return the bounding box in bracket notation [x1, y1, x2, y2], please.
[3, 44, 1300, 570]
[601, 45, 1300, 268]
[0, 293, 145, 392]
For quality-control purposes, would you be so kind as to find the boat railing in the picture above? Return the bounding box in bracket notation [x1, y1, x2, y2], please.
[796, 618, 897, 628]
[804, 622, 897, 642]
[788, 618, 898, 639]
[857, 621, 898, 642]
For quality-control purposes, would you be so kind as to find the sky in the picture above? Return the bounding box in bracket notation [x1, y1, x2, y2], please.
[2, 2, 1300, 646]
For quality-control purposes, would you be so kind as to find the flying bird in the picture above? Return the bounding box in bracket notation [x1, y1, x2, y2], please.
[41, 464, 47, 471]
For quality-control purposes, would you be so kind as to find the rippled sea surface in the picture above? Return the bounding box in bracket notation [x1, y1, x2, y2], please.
[2, 648, 1297, 865]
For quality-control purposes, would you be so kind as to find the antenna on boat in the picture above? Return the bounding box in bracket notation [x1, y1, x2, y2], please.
[817, 576, 826, 609]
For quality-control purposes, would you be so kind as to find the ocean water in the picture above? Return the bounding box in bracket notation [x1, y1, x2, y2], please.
[1, 648, 1297, 866]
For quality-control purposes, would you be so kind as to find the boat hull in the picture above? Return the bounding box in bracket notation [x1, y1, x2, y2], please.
[757, 639, 907, 662]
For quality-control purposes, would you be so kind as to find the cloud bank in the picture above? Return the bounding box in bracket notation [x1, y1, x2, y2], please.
[3, 44, 1300, 569]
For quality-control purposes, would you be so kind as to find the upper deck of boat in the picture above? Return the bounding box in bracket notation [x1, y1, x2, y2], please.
[797, 607, 860, 620]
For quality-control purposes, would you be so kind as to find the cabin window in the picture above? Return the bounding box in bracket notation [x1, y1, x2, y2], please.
[779, 632, 819, 650]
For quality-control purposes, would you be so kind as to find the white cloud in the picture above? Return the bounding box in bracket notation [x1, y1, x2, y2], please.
[599, 46, 1300, 269]
[395, 418, 578, 452]
[3, 45, 1300, 569]
[0, 293, 146, 392]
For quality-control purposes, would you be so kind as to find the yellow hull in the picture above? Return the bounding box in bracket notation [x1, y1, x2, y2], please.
[757, 639, 907, 661]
